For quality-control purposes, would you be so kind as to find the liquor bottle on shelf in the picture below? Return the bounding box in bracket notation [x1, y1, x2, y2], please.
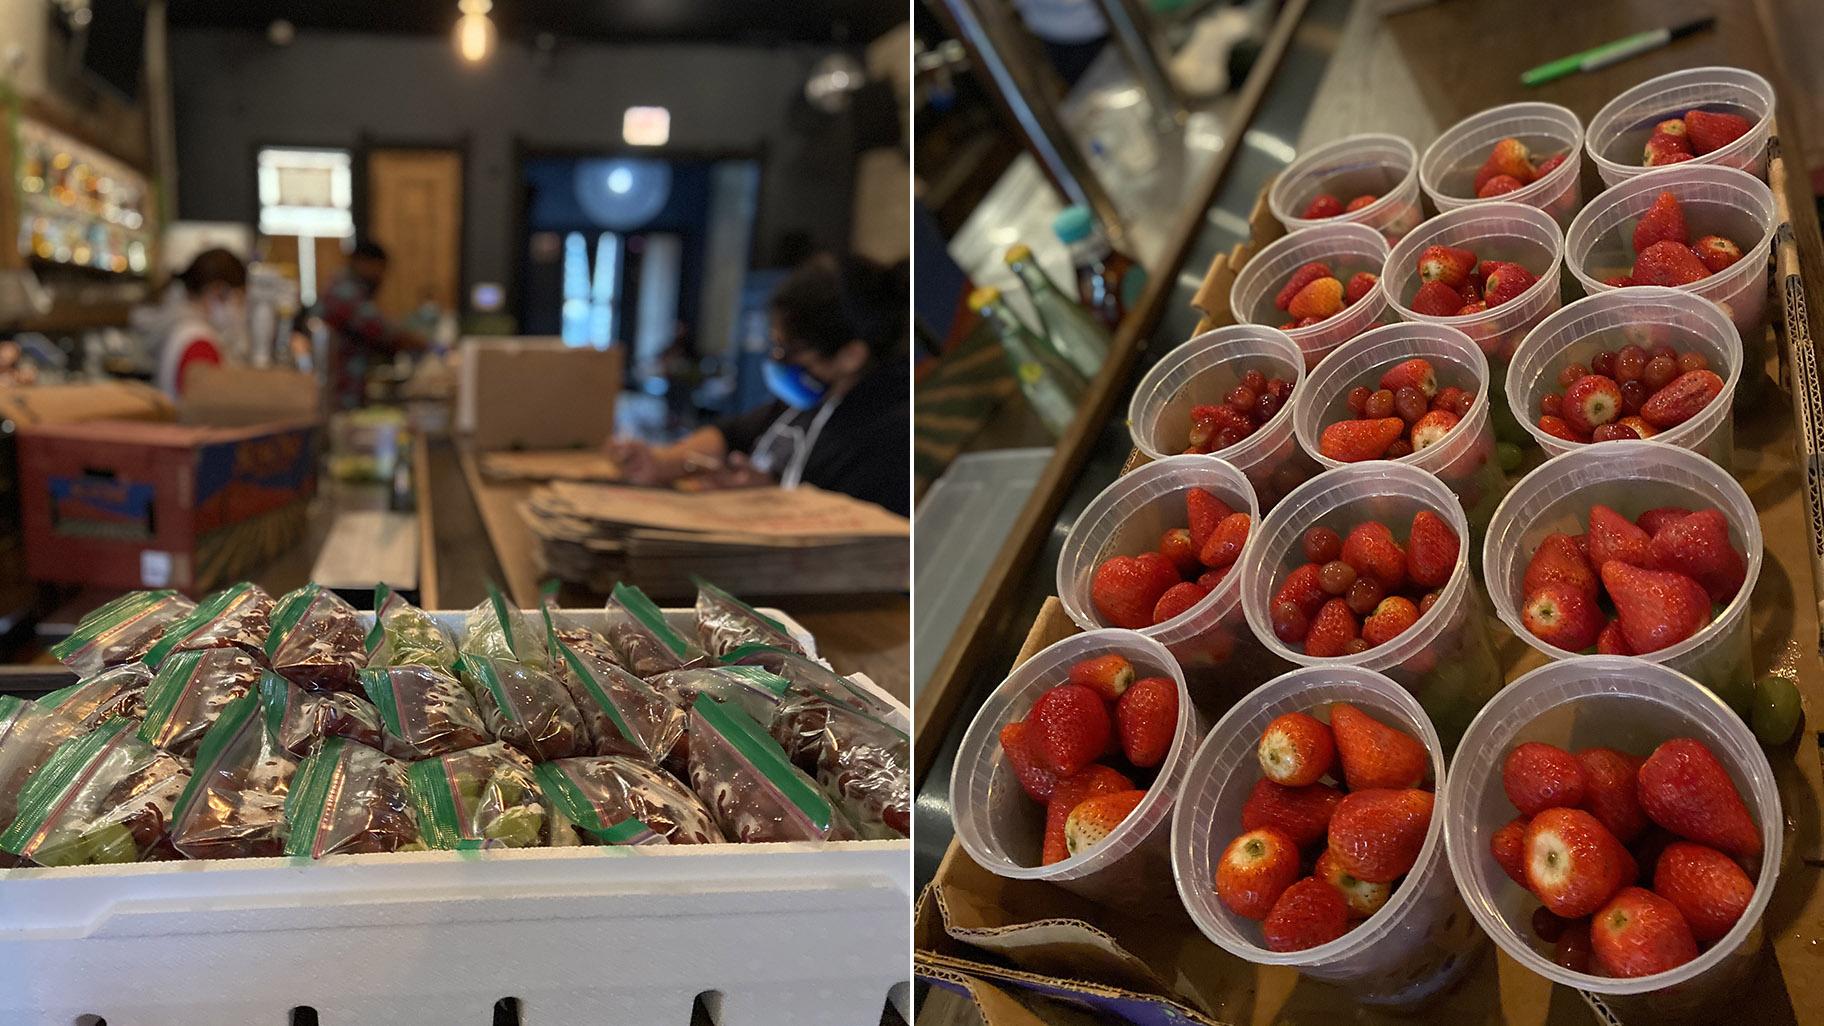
[1003, 243, 1110, 379]
[970, 285, 1087, 437]
[1052, 205, 1147, 330]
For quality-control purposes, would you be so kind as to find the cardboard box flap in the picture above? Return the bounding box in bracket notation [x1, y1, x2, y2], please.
[179, 365, 321, 427]
[916, 958, 1080, 1026]
[0, 382, 172, 427]
[918, 952, 1232, 1026]
[18, 417, 318, 445]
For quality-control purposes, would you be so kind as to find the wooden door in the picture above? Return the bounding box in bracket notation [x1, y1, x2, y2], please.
[365, 148, 463, 320]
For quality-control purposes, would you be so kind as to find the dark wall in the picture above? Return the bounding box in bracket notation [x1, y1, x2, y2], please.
[167, 28, 856, 299]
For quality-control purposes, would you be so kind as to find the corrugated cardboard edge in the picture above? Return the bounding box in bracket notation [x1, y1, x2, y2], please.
[917, 951, 1230, 1026]
[1189, 181, 1287, 337]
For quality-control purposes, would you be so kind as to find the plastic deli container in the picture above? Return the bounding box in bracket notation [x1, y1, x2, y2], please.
[1564, 164, 1775, 371]
[1292, 322, 1507, 540]
[1057, 456, 1284, 686]
[1419, 103, 1586, 227]
[1482, 441, 1763, 714]
[1586, 66, 1776, 186]
[1172, 665, 1481, 1005]
[950, 629, 1207, 913]
[1229, 222, 1392, 370]
[1508, 286, 1742, 467]
[1444, 657, 1781, 1021]
[1382, 201, 1565, 444]
[1236, 462, 1502, 748]
[1126, 325, 1320, 509]
[1267, 134, 1425, 243]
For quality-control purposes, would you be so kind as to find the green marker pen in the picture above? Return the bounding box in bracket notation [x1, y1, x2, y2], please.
[1521, 17, 1716, 88]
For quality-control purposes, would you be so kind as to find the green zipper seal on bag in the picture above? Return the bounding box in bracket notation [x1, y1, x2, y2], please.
[406, 756, 465, 849]
[138, 650, 205, 749]
[264, 584, 322, 662]
[594, 817, 662, 846]
[143, 583, 251, 670]
[486, 581, 519, 659]
[692, 576, 792, 637]
[465, 657, 522, 726]
[533, 761, 602, 833]
[169, 691, 260, 832]
[50, 590, 175, 663]
[0, 718, 134, 856]
[693, 697, 831, 834]
[283, 735, 348, 858]
[365, 584, 392, 654]
[257, 671, 292, 741]
[359, 667, 407, 739]
[554, 639, 641, 751]
[612, 582, 691, 659]
[0, 694, 26, 743]
[721, 665, 794, 699]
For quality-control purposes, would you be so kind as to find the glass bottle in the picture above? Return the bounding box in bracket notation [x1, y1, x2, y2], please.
[1004, 243, 1110, 379]
[1052, 205, 1148, 330]
[970, 286, 1086, 437]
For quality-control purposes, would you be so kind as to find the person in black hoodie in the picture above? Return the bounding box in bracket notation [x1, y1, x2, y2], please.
[608, 254, 910, 516]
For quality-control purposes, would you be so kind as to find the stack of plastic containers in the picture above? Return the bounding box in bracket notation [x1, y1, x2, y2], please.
[1228, 223, 1391, 370]
[1267, 134, 1424, 242]
[1419, 102, 1586, 227]
[1585, 67, 1776, 186]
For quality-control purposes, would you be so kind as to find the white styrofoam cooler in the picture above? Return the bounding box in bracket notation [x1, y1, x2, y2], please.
[0, 608, 911, 1026]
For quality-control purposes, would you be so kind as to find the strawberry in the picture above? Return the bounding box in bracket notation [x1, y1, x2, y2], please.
[1638, 738, 1761, 857]
[1522, 583, 1605, 651]
[1263, 876, 1350, 952]
[1578, 747, 1648, 843]
[1151, 581, 1207, 624]
[1242, 778, 1344, 847]
[1361, 596, 1419, 647]
[1379, 357, 1438, 397]
[1330, 701, 1426, 790]
[1654, 117, 1688, 138]
[1535, 153, 1567, 176]
[1482, 262, 1538, 307]
[1064, 788, 1147, 858]
[1591, 887, 1698, 978]
[1524, 532, 1599, 600]
[1632, 239, 1711, 287]
[1156, 527, 1200, 577]
[1417, 245, 1476, 288]
[1596, 618, 1633, 655]
[1274, 562, 1328, 619]
[1476, 174, 1524, 198]
[1067, 653, 1135, 703]
[1643, 134, 1695, 167]
[1602, 273, 1636, 288]
[1647, 508, 1745, 602]
[1554, 920, 1594, 973]
[1615, 415, 1657, 439]
[1601, 562, 1712, 654]
[1303, 598, 1359, 657]
[1275, 261, 1335, 311]
[1684, 109, 1753, 155]
[1640, 369, 1724, 429]
[1257, 711, 1336, 786]
[1115, 675, 1177, 768]
[1196, 566, 1230, 591]
[1652, 841, 1753, 943]
[1409, 409, 1459, 450]
[1302, 194, 1344, 219]
[1344, 271, 1379, 304]
[1041, 764, 1133, 864]
[1525, 807, 1633, 918]
[1341, 521, 1406, 590]
[1472, 160, 1505, 195]
[1345, 194, 1379, 213]
[999, 720, 1058, 802]
[1199, 511, 1253, 569]
[1409, 279, 1466, 317]
[1187, 488, 1234, 551]
[1503, 741, 1587, 816]
[1491, 816, 1530, 885]
[1537, 414, 1585, 443]
[1327, 787, 1433, 883]
[1216, 827, 1302, 919]
[1288, 277, 1345, 321]
[1487, 138, 1534, 182]
[1315, 848, 1391, 918]
[1587, 504, 1653, 569]
[1318, 417, 1404, 462]
[1692, 235, 1742, 273]
[1028, 684, 1112, 776]
[1631, 192, 1688, 256]
[1091, 554, 1179, 629]
[1562, 375, 1622, 434]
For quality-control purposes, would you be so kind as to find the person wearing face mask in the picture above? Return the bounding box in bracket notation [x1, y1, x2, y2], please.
[607, 253, 910, 516]
[134, 248, 249, 399]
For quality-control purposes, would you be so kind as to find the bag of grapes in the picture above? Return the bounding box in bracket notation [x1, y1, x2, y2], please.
[361, 664, 491, 759]
[50, 590, 195, 677]
[138, 647, 265, 758]
[686, 698, 855, 843]
[259, 672, 387, 756]
[771, 692, 910, 839]
[548, 628, 686, 764]
[722, 643, 900, 723]
[366, 583, 457, 669]
[646, 666, 792, 728]
[407, 742, 549, 849]
[459, 582, 549, 669]
[0, 719, 190, 866]
[693, 577, 806, 658]
[142, 582, 276, 666]
[0, 697, 85, 828]
[535, 755, 722, 845]
[38, 662, 154, 732]
[264, 584, 369, 692]
[605, 582, 705, 677]
[169, 692, 298, 859]
[457, 655, 590, 761]
[281, 736, 422, 857]
[539, 582, 621, 667]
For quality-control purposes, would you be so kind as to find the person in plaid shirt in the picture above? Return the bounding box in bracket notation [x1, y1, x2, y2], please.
[315, 240, 426, 407]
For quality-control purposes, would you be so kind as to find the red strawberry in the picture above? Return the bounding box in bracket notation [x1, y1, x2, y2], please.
[1341, 521, 1406, 590]
[1344, 271, 1379, 304]
[1345, 194, 1379, 213]
[1562, 375, 1622, 434]
[1472, 160, 1505, 195]
[1417, 245, 1476, 288]
[1476, 174, 1524, 198]
[1410, 279, 1466, 317]
[1652, 841, 1754, 943]
[1640, 369, 1724, 429]
[1647, 508, 1745, 602]
[1602, 273, 1636, 288]
[1643, 134, 1695, 167]
[1151, 581, 1208, 624]
[1596, 618, 1633, 655]
[1066, 653, 1135, 702]
[1637, 506, 1693, 536]
[1064, 788, 1146, 858]
[1524, 532, 1599, 600]
[1654, 117, 1688, 139]
[1196, 566, 1230, 591]
[1535, 153, 1567, 176]
[1257, 711, 1336, 787]
[1275, 261, 1335, 311]
[1483, 262, 1538, 308]
[1401, 511, 1456, 591]
[1380, 357, 1438, 397]
[1199, 511, 1253, 569]
[1631, 192, 1688, 256]
[1303, 598, 1359, 657]
[1684, 109, 1753, 155]
[1242, 779, 1343, 847]
[999, 720, 1058, 802]
[1692, 235, 1742, 273]
[1158, 528, 1200, 577]
[1591, 887, 1698, 978]
[1114, 675, 1178, 768]
[1187, 488, 1234, 551]
[1318, 417, 1404, 462]
[1361, 596, 1419, 647]
[1327, 788, 1433, 883]
[1028, 684, 1112, 776]
[1601, 562, 1712, 654]
[1633, 239, 1711, 287]
[1537, 414, 1585, 443]
[1041, 764, 1132, 865]
[1578, 747, 1648, 843]
[1637, 738, 1761, 857]
[1274, 562, 1328, 619]
[1330, 702, 1426, 790]
[1554, 920, 1595, 973]
[1588, 504, 1653, 569]
[1301, 194, 1344, 219]
[1487, 138, 1534, 182]
[1409, 409, 1459, 451]
[1091, 554, 1179, 629]
[1525, 807, 1633, 918]
[1263, 876, 1350, 952]
[1503, 741, 1587, 816]
[1522, 583, 1605, 651]
[1315, 848, 1391, 918]
[1492, 816, 1530, 885]
[1289, 277, 1345, 321]
[1216, 827, 1302, 919]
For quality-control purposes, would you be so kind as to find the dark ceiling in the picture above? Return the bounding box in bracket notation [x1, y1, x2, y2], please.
[165, 0, 902, 46]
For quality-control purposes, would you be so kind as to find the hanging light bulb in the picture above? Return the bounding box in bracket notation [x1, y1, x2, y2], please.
[454, 0, 496, 65]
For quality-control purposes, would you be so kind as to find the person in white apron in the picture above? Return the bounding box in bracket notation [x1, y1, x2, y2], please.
[134, 248, 249, 399]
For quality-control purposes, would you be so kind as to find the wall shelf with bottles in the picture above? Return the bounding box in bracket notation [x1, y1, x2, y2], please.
[12, 116, 154, 277]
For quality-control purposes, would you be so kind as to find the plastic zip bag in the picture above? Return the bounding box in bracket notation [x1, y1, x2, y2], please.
[693, 577, 806, 658]
[686, 698, 855, 843]
[459, 582, 549, 669]
[771, 693, 910, 839]
[50, 590, 196, 677]
[647, 666, 793, 728]
[38, 662, 154, 732]
[605, 582, 705, 677]
[723, 643, 900, 723]
[142, 582, 276, 668]
[0, 697, 84, 829]
[264, 584, 370, 692]
[536, 755, 723, 845]
[259, 672, 387, 757]
[548, 624, 686, 765]
[457, 655, 590, 761]
[0, 719, 191, 866]
[169, 692, 298, 859]
[366, 583, 456, 669]
[281, 736, 422, 857]
[361, 665, 491, 759]
[138, 648, 265, 758]
[539, 582, 621, 668]
[407, 742, 548, 849]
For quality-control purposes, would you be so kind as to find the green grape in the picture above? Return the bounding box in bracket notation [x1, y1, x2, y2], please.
[31, 833, 91, 867]
[1495, 442, 1522, 473]
[81, 822, 140, 864]
[494, 775, 531, 806]
[482, 806, 545, 847]
[1752, 675, 1802, 746]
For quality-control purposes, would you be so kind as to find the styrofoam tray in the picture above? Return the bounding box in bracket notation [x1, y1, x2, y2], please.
[0, 607, 911, 1026]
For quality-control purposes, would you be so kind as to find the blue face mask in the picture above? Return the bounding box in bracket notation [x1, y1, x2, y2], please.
[762, 360, 827, 411]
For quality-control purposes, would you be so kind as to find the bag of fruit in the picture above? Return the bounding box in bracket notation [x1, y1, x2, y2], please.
[647, 666, 793, 728]
[538, 582, 621, 668]
[693, 577, 805, 658]
[169, 691, 298, 859]
[457, 655, 590, 761]
[138, 647, 266, 758]
[281, 736, 422, 857]
[548, 625, 686, 764]
[50, 590, 196, 677]
[723, 644, 899, 722]
[771, 693, 910, 839]
[264, 584, 370, 692]
[38, 662, 154, 732]
[407, 742, 549, 849]
[535, 755, 723, 845]
[686, 697, 855, 843]
[366, 583, 457, 669]
[0, 697, 85, 828]
[459, 582, 549, 669]
[142, 582, 276, 667]
[605, 582, 706, 677]
[259, 672, 387, 756]
[0, 719, 190, 866]
[361, 664, 492, 759]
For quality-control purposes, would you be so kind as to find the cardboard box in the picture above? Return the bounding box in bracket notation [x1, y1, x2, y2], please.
[178, 364, 321, 427]
[0, 381, 173, 429]
[456, 337, 622, 451]
[17, 417, 317, 591]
